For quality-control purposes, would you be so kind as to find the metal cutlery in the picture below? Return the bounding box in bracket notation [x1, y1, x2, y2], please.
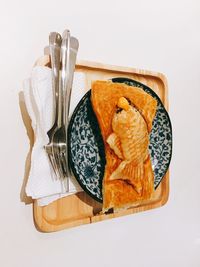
[44, 32, 62, 178]
[44, 30, 79, 191]
[52, 30, 79, 190]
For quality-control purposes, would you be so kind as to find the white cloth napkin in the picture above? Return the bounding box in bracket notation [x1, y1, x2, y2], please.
[23, 66, 85, 206]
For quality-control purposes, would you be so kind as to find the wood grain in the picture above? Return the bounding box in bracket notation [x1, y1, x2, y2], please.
[33, 56, 169, 232]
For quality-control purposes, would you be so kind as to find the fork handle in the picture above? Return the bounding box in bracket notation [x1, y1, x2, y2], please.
[49, 32, 62, 128]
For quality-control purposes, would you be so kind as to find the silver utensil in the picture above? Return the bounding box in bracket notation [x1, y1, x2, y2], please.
[51, 30, 79, 190]
[44, 32, 62, 178]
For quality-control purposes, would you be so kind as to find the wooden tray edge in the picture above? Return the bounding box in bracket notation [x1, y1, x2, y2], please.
[35, 55, 168, 105]
[33, 172, 169, 233]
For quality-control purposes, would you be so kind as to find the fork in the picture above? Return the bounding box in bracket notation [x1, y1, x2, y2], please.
[51, 30, 79, 190]
[44, 32, 62, 178]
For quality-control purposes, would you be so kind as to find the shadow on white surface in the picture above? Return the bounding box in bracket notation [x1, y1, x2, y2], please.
[18, 91, 33, 204]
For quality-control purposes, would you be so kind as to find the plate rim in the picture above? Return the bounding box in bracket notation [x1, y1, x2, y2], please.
[68, 90, 105, 203]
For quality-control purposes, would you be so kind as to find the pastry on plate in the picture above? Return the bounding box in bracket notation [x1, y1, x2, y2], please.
[91, 80, 157, 212]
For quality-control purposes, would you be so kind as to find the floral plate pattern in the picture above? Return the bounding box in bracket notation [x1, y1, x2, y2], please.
[68, 78, 172, 202]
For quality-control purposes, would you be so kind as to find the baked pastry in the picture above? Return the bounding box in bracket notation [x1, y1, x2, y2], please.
[91, 80, 157, 212]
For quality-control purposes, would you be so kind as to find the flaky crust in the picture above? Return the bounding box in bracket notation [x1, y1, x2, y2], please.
[91, 81, 157, 212]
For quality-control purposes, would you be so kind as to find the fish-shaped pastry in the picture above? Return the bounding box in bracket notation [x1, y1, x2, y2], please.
[107, 96, 149, 194]
[91, 80, 157, 211]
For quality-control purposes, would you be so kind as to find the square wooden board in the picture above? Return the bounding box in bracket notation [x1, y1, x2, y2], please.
[33, 57, 169, 232]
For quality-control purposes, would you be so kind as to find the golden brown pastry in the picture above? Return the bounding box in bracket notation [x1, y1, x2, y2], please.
[107, 96, 149, 195]
[91, 80, 157, 212]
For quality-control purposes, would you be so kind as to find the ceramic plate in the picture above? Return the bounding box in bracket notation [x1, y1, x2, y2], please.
[68, 78, 172, 202]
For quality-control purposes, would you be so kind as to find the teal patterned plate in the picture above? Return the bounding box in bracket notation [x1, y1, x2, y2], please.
[68, 78, 172, 203]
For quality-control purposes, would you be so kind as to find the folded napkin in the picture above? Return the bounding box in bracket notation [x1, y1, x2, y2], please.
[23, 66, 85, 206]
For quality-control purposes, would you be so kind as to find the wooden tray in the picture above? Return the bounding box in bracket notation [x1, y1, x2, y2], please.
[33, 56, 169, 232]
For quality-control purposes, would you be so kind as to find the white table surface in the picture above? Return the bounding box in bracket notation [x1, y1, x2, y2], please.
[0, 0, 200, 266]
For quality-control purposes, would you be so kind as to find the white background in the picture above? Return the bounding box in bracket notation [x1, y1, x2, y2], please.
[0, 0, 200, 266]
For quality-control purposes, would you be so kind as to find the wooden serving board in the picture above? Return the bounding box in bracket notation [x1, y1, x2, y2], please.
[33, 56, 169, 232]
